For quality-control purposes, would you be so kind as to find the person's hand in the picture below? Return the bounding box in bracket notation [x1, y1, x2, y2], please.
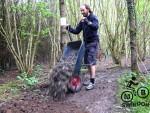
[65, 24, 70, 30]
[81, 17, 86, 22]
[84, 17, 89, 23]
[81, 17, 92, 25]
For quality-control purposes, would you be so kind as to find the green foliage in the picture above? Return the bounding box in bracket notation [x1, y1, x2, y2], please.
[17, 65, 43, 88]
[135, 0, 150, 58]
[135, 0, 150, 30]
[0, 65, 43, 101]
[136, 0, 150, 14]
[41, 28, 50, 37]
[10, 1, 55, 39]
[118, 71, 138, 87]
[36, 2, 54, 18]
[17, 72, 38, 87]
[1, 1, 57, 72]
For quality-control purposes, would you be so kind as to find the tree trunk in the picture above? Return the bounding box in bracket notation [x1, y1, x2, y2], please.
[0, 0, 13, 70]
[142, 23, 146, 61]
[59, 0, 67, 52]
[126, 0, 139, 72]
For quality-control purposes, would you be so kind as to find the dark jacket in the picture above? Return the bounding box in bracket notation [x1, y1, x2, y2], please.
[68, 13, 99, 44]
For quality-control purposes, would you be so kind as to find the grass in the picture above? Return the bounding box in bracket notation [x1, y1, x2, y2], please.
[0, 80, 22, 101]
[117, 72, 150, 113]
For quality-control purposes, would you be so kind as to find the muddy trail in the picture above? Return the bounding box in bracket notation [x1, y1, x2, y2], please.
[0, 58, 150, 113]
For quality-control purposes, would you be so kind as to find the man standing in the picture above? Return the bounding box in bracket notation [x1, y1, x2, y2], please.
[66, 4, 99, 90]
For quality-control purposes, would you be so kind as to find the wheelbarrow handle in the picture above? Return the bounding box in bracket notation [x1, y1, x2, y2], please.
[66, 26, 73, 41]
[68, 31, 73, 42]
[68, 31, 73, 41]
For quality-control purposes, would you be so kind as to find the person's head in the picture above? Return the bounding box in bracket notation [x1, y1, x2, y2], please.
[80, 4, 93, 17]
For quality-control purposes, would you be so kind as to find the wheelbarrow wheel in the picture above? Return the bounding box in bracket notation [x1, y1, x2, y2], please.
[67, 76, 82, 93]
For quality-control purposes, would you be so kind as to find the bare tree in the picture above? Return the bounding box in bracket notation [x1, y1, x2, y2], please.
[59, 0, 67, 52]
[126, 0, 138, 72]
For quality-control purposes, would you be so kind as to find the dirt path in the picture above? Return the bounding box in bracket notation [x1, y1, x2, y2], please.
[66, 58, 150, 113]
[66, 69, 122, 113]
[0, 58, 150, 113]
[65, 59, 129, 113]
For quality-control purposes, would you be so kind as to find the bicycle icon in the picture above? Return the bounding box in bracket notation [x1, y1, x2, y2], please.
[121, 87, 149, 102]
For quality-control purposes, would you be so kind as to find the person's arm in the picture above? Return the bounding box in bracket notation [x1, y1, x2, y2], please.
[84, 16, 99, 30]
[66, 21, 82, 34]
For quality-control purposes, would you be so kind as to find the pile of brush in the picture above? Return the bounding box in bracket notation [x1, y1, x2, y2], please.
[48, 61, 74, 100]
[48, 43, 84, 100]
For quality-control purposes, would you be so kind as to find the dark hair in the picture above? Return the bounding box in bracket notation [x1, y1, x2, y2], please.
[83, 4, 93, 13]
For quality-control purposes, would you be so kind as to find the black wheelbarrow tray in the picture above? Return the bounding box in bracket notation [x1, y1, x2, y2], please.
[61, 40, 86, 92]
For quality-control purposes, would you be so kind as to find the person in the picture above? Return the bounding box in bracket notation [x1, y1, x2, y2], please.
[66, 4, 99, 90]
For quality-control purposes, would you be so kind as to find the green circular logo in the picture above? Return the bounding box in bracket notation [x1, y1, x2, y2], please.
[137, 87, 149, 98]
[121, 91, 133, 102]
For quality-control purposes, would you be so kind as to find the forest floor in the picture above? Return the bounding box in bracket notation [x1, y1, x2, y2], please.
[0, 57, 150, 113]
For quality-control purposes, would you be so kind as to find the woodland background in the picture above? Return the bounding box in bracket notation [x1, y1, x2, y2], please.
[0, 0, 150, 73]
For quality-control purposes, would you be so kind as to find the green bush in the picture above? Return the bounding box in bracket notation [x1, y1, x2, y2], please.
[17, 65, 43, 88]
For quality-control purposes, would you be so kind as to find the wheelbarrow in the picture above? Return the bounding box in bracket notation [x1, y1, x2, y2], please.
[61, 40, 85, 92]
